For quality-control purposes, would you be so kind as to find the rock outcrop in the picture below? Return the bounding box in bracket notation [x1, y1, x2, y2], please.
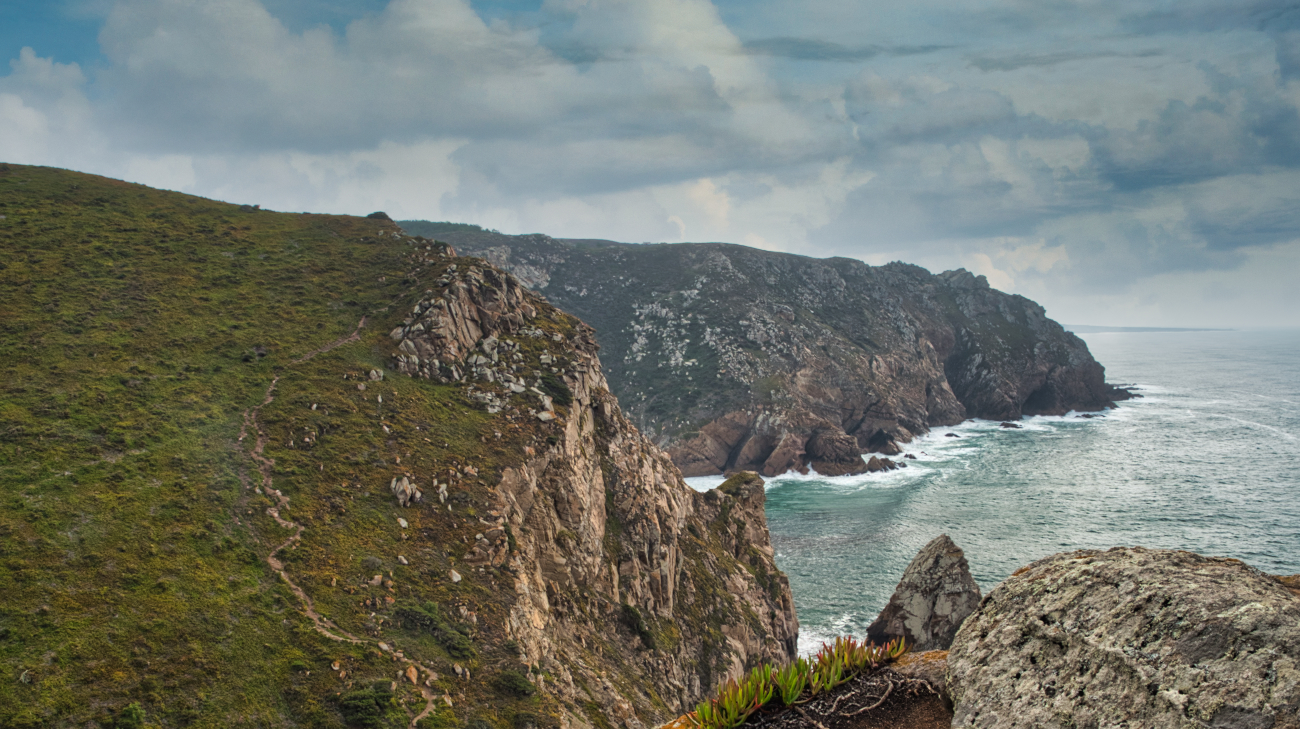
[400, 223, 1133, 477]
[947, 547, 1300, 729]
[390, 257, 798, 727]
[866, 535, 982, 652]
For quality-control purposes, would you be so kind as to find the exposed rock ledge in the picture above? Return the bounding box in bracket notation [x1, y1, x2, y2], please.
[948, 547, 1300, 729]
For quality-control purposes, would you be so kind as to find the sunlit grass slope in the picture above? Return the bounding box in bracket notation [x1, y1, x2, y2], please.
[0, 164, 567, 728]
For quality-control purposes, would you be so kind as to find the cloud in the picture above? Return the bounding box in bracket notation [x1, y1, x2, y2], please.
[968, 49, 1163, 73]
[741, 37, 947, 62]
[4, 0, 1300, 325]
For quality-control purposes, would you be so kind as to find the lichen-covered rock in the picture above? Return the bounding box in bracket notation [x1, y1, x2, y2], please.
[891, 650, 952, 705]
[866, 535, 982, 651]
[947, 547, 1300, 729]
[415, 228, 1133, 477]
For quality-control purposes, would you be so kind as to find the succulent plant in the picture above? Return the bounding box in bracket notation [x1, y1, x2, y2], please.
[686, 635, 909, 729]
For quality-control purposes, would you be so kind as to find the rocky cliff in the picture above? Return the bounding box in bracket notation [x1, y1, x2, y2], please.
[947, 547, 1300, 728]
[400, 223, 1131, 477]
[387, 257, 799, 726]
[0, 165, 793, 729]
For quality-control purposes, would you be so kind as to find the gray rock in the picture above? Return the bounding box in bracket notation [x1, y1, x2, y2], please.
[947, 547, 1300, 729]
[866, 534, 982, 651]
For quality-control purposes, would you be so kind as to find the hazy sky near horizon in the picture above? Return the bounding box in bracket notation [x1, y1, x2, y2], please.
[3, 0, 1299, 327]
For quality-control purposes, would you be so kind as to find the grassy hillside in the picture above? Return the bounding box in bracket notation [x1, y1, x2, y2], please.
[0, 165, 570, 727]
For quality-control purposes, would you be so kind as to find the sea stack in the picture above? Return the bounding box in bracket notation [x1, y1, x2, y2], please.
[866, 534, 983, 651]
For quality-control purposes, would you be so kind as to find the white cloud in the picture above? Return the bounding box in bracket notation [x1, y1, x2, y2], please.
[2, 0, 1299, 326]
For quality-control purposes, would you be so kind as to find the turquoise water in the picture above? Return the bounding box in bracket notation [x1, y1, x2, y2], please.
[686, 330, 1300, 654]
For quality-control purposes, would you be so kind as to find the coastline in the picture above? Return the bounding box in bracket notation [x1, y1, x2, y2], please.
[693, 330, 1300, 657]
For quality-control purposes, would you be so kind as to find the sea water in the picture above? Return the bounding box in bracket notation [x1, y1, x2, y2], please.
[685, 329, 1300, 655]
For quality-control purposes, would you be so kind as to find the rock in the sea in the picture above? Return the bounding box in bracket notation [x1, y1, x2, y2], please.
[866, 535, 982, 651]
[806, 428, 869, 476]
[998, 421, 1022, 429]
[947, 547, 1300, 729]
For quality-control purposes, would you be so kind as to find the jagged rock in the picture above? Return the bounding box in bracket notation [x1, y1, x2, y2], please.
[948, 547, 1300, 729]
[999, 421, 1022, 429]
[368, 369, 384, 381]
[448, 569, 461, 583]
[865, 456, 899, 473]
[389, 476, 421, 507]
[805, 428, 869, 476]
[866, 535, 982, 651]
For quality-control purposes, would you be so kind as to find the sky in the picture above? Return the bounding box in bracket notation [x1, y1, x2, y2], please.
[3, 0, 1299, 327]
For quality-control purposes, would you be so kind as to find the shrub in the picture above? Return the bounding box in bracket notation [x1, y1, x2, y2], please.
[493, 669, 536, 697]
[115, 703, 147, 729]
[396, 601, 476, 658]
[338, 682, 395, 728]
[539, 371, 572, 407]
[620, 604, 656, 650]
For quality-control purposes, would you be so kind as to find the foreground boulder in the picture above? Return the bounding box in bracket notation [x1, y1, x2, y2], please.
[948, 547, 1300, 728]
[866, 535, 983, 651]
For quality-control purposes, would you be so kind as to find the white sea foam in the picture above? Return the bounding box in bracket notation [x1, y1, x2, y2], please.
[796, 613, 863, 657]
[683, 475, 727, 493]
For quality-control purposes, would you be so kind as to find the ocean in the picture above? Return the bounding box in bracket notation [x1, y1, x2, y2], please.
[686, 329, 1300, 655]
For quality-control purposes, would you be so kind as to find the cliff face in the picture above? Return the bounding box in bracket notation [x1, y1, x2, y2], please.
[390, 258, 799, 726]
[398, 223, 1130, 477]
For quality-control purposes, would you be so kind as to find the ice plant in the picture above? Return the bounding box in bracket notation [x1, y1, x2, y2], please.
[687, 636, 909, 728]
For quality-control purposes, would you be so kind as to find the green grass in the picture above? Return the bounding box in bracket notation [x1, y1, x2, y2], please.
[0, 165, 565, 727]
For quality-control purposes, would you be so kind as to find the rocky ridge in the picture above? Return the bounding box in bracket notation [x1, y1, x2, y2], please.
[401, 223, 1131, 478]
[385, 251, 798, 726]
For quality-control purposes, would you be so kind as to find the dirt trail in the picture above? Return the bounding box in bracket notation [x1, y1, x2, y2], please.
[238, 317, 444, 726]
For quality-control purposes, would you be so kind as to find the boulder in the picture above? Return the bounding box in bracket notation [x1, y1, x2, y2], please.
[947, 547, 1300, 729]
[806, 428, 869, 476]
[866, 535, 982, 651]
[891, 650, 952, 705]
